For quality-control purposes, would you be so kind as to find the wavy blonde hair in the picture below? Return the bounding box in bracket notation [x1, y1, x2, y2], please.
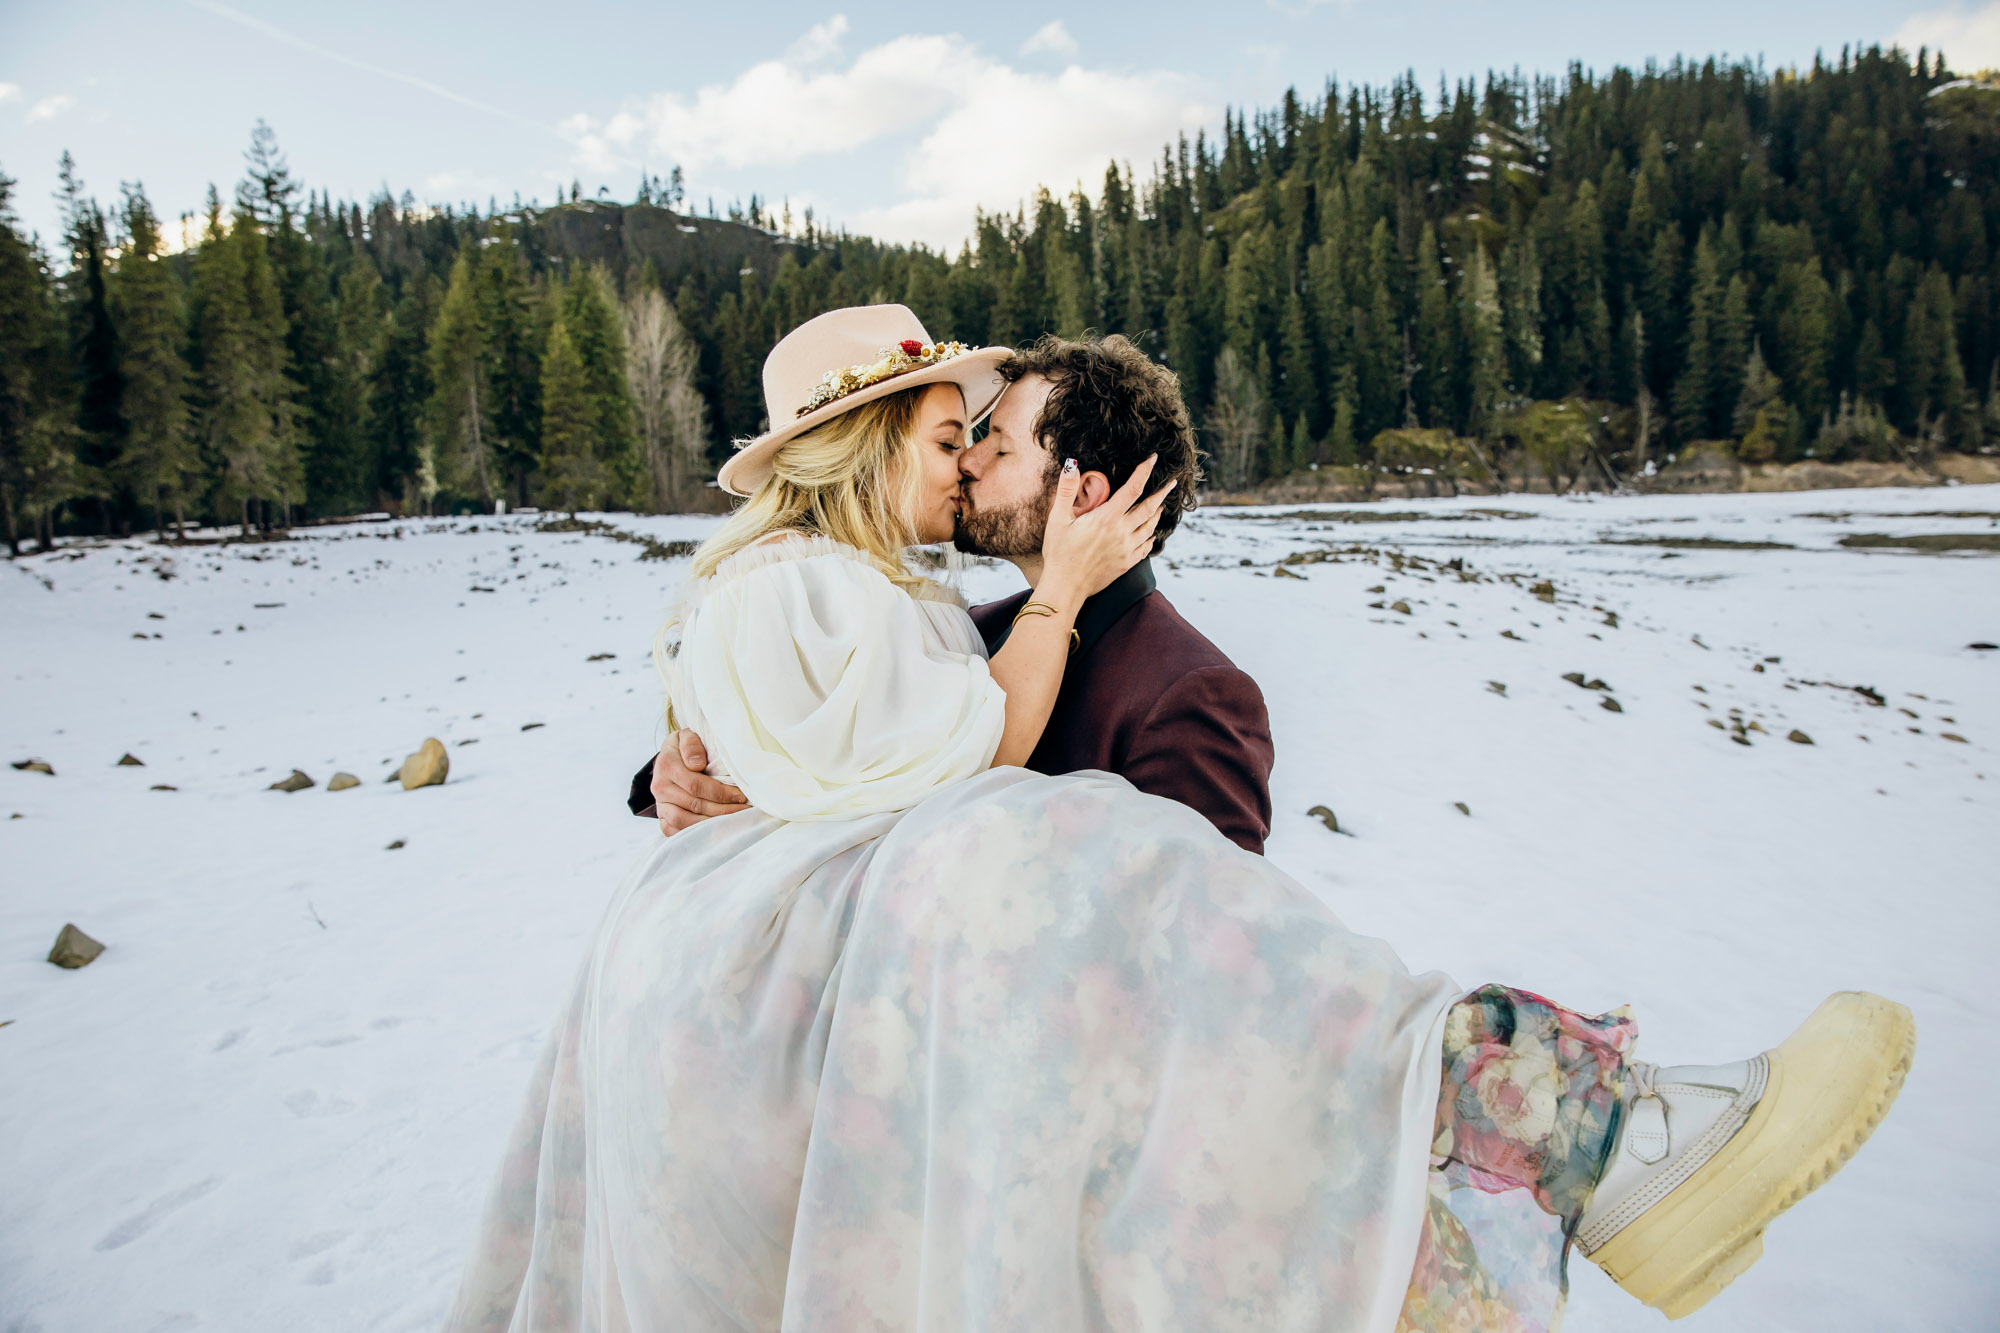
[689, 384, 943, 592]
[656, 385, 945, 731]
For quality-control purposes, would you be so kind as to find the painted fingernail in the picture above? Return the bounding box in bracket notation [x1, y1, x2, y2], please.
[1063, 458, 1079, 475]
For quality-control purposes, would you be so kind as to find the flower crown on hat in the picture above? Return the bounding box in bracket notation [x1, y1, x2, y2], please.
[796, 338, 974, 418]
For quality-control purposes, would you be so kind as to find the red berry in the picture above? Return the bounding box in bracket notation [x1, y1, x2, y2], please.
[900, 339, 924, 356]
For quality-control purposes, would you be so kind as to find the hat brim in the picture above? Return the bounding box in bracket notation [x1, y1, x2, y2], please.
[716, 346, 1014, 498]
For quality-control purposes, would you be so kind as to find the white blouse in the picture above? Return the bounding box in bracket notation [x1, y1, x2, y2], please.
[658, 535, 1008, 823]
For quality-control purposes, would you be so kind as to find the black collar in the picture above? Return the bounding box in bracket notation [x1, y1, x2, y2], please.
[986, 558, 1157, 659]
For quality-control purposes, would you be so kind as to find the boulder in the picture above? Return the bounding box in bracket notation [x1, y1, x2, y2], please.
[1600, 697, 1624, 713]
[1530, 580, 1556, 603]
[150, 784, 177, 791]
[48, 923, 105, 969]
[1453, 802, 1471, 816]
[399, 738, 449, 790]
[117, 753, 145, 767]
[269, 770, 314, 792]
[327, 772, 360, 792]
[1787, 730, 1814, 744]
[1390, 600, 1411, 614]
[12, 759, 54, 775]
[1306, 804, 1343, 834]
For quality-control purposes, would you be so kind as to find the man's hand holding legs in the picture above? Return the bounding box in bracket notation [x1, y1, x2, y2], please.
[652, 730, 750, 834]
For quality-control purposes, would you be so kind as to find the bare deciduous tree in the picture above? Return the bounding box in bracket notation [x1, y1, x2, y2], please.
[623, 287, 710, 512]
[1204, 346, 1266, 493]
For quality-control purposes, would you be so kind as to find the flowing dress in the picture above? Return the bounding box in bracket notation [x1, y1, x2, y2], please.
[446, 536, 1467, 1333]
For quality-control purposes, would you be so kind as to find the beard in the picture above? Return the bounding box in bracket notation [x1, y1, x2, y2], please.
[953, 476, 1054, 557]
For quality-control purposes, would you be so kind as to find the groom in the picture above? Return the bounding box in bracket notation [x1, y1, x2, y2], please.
[629, 334, 1276, 853]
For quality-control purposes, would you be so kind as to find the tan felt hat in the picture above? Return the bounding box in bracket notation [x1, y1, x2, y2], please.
[715, 303, 1012, 497]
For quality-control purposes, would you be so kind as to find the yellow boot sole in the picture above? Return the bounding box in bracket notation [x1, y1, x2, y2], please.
[1587, 991, 1916, 1319]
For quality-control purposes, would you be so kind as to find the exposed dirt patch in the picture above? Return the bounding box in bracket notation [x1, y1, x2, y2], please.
[1233, 509, 1516, 524]
[1837, 533, 2000, 552]
[533, 516, 698, 561]
[1601, 536, 1796, 550]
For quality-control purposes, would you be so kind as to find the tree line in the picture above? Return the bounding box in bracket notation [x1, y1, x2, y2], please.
[3, 45, 1997, 550]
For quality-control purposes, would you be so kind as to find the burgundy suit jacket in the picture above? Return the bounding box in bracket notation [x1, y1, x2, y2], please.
[628, 559, 1276, 854]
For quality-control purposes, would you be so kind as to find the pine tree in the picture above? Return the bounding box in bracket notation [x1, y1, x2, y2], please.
[1673, 231, 1721, 441]
[323, 257, 385, 514]
[188, 191, 303, 533]
[1461, 240, 1505, 438]
[478, 225, 543, 500]
[1898, 267, 1968, 449]
[0, 170, 78, 552]
[561, 265, 640, 503]
[1498, 226, 1542, 396]
[1164, 233, 1207, 402]
[1413, 224, 1451, 427]
[1277, 286, 1316, 438]
[538, 314, 604, 512]
[1328, 366, 1359, 466]
[108, 184, 197, 536]
[236, 201, 306, 524]
[57, 153, 123, 530]
[427, 243, 498, 504]
[1639, 224, 1682, 398]
[372, 270, 436, 511]
[1732, 340, 1793, 462]
[1712, 272, 1751, 432]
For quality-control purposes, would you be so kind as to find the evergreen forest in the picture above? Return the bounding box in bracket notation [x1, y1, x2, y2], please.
[3, 44, 1999, 549]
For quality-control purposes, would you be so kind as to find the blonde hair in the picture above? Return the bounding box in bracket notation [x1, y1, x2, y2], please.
[690, 385, 939, 592]
[655, 385, 944, 732]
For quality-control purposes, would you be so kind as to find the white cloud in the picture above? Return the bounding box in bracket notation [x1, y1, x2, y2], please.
[0, 83, 21, 105]
[1896, 2, 2000, 72]
[569, 21, 1212, 250]
[27, 93, 75, 122]
[1019, 20, 1078, 60]
[786, 14, 850, 65]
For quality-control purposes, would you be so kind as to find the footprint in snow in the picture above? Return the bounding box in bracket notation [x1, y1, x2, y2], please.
[94, 1176, 224, 1251]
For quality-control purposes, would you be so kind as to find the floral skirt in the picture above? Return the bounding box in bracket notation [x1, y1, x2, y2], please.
[1395, 986, 1638, 1332]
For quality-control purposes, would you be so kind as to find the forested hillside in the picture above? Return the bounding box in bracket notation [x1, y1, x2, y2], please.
[2, 44, 1996, 547]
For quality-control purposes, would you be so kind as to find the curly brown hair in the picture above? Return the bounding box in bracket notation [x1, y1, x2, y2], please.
[998, 334, 1203, 554]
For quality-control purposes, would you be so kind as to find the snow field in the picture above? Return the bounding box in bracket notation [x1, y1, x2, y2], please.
[2, 486, 1995, 1331]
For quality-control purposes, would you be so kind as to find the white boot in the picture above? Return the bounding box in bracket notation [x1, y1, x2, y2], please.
[1577, 991, 1914, 1320]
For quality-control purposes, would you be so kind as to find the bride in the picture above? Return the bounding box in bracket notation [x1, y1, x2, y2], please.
[445, 305, 1912, 1333]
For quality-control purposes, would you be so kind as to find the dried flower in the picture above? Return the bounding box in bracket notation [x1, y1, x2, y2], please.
[795, 340, 974, 417]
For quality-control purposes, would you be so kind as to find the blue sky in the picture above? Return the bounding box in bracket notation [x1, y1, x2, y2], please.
[3, 0, 1997, 255]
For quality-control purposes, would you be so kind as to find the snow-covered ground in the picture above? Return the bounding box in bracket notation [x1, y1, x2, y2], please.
[3, 485, 1995, 1332]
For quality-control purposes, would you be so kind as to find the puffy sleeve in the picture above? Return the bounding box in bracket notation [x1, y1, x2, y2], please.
[680, 552, 1008, 822]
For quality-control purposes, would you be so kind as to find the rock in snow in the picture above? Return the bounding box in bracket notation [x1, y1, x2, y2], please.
[399, 738, 449, 790]
[12, 759, 54, 775]
[116, 753, 145, 766]
[327, 772, 360, 791]
[268, 769, 314, 792]
[47, 923, 105, 969]
[1306, 804, 1343, 834]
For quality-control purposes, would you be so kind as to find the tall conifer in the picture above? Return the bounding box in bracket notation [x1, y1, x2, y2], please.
[109, 184, 196, 536]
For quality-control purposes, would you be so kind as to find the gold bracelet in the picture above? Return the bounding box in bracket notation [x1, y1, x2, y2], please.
[1012, 600, 1062, 624]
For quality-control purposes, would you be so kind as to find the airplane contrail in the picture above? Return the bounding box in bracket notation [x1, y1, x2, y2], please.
[183, 0, 557, 140]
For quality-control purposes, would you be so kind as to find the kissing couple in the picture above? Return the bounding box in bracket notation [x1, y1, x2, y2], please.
[446, 305, 1913, 1332]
